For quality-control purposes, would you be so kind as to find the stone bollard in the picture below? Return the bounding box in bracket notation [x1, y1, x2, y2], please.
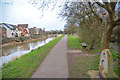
[88, 49, 118, 78]
[82, 43, 87, 52]
[99, 49, 114, 78]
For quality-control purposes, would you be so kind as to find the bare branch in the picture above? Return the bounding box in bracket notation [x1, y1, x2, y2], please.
[113, 18, 120, 27]
[77, 12, 90, 19]
[88, 2, 103, 22]
[110, 2, 117, 12]
[95, 2, 106, 9]
[104, 2, 115, 23]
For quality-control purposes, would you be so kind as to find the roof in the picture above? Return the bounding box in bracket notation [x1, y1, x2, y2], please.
[2, 23, 16, 30]
[9, 24, 17, 28]
[18, 24, 28, 26]
[18, 24, 28, 28]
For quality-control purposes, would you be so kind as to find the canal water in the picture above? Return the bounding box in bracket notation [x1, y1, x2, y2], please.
[0, 37, 53, 67]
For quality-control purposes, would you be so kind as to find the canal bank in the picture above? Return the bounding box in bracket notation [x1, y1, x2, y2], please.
[1, 34, 61, 48]
[1, 37, 53, 67]
[1, 34, 61, 57]
[2, 35, 64, 78]
[1, 36, 48, 57]
[1, 35, 48, 47]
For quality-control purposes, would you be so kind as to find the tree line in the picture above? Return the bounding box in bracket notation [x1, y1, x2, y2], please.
[60, 1, 120, 50]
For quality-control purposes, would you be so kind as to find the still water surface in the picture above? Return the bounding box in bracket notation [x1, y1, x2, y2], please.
[0, 37, 53, 67]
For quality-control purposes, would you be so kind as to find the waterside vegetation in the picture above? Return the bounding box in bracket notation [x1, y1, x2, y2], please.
[2, 35, 64, 78]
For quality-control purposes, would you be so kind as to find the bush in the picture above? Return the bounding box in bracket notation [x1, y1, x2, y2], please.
[30, 34, 42, 39]
[110, 26, 120, 43]
[2, 37, 30, 44]
[2, 37, 15, 44]
[15, 35, 18, 37]
[19, 37, 30, 41]
[2, 34, 43, 44]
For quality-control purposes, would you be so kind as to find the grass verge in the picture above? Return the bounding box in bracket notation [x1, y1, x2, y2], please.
[67, 35, 82, 50]
[89, 47, 119, 77]
[68, 34, 119, 78]
[2, 35, 64, 78]
[71, 54, 120, 78]
[72, 55, 99, 78]
[109, 46, 119, 76]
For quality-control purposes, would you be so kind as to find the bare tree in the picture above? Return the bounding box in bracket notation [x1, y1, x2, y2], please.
[60, 1, 120, 50]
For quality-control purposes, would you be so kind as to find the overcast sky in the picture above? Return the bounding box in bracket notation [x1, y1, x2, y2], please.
[0, 0, 66, 31]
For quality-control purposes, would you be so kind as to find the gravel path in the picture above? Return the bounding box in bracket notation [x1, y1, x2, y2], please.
[31, 35, 68, 78]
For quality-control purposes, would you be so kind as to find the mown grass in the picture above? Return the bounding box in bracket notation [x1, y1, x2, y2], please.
[88, 49, 101, 54]
[67, 35, 99, 78]
[72, 55, 99, 78]
[68, 34, 119, 78]
[85, 46, 119, 77]
[2, 35, 64, 78]
[67, 35, 82, 50]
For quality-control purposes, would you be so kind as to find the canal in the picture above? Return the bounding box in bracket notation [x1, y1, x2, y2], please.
[0, 37, 54, 67]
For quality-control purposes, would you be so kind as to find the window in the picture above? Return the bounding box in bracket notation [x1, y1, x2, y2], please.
[4, 29, 6, 32]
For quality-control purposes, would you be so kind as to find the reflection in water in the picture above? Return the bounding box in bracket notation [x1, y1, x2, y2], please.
[0, 38, 53, 67]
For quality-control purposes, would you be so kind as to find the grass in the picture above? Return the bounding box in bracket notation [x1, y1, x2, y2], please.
[88, 49, 101, 54]
[67, 35, 82, 50]
[2, 35, 64, 78]
[87, 44, 101, 54]
[86, 47, 119, 77]
[89, 55, 100, 70]
[109, 46, 119, 76]
[72, 55, 99, 78]
[89, 46, 119, 77]
[68, 34, 119, 78]
[87, 42, 119, 77]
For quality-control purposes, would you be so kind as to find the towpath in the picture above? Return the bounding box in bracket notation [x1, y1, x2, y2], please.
[31, 35, 68, 78]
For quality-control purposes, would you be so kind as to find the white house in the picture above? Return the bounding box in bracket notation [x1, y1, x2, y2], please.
[2, 23, 16, 38]
[15, 28, 22, 37]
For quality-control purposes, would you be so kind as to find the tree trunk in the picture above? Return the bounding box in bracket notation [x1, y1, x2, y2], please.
[90, 39, 95, 49]
[101, 25, 113, 50]
[101, 33, 109, 50]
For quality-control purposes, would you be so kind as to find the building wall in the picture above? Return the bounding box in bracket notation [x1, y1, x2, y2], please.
[29, 28, 37, 34]
[15, 28, 22, 37]
[3, 24, 13, 37]
[0, 27, 2, 37]
[2, 27, 7, 37]
[26, 28, 30, 36]
[0, 24, 2, 36]
[34, 28, 39, 34]
[0, 24, 2, 27]
[18, 30, 22, 36]
[18, 24, 29, 36]
[19, 26, 25, 36]
[30, 28, 42, 35]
